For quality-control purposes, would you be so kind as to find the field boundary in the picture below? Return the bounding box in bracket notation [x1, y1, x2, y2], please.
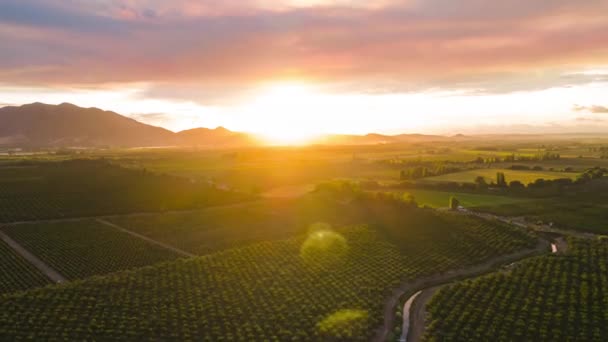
[0, 229, 67, 283]
[96, 219, 195, 258]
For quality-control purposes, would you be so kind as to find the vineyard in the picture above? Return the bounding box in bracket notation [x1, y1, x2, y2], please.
[0, 239, 52, 294]
[425, 237, 608, 341]
[1, 220, 181, 280]
[0, 220, 536, 340]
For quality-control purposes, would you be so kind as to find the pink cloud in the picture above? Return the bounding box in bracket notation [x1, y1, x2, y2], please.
[1, 0, 608, 101]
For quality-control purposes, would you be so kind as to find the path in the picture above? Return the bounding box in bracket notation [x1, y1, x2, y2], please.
[407, 286, 439, 342]
[96, 219, 195, 258]
[399, 291, 421, 342]
[373, 239, 549, 342]
[0, 229, 67, 283]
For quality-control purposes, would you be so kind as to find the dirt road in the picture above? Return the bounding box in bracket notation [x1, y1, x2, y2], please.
[0, 230, 67, 283]
[96, 219, 195, 258]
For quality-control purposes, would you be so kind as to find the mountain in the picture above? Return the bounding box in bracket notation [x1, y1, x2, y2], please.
[0, 103, 259, 148]
[317, 132, 451, 145]
[175, 127, 257, 147]
[0, 103, 174, 147]
[0, 102, 456, 148]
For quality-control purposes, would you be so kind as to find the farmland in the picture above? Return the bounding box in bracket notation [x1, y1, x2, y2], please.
[421, 168, 574, 185]
[1, 220, 181, 279]
[395, 189, 527, 208]
[0, 238, 52, 294]
[107, 199, 305, 255]
[0, 160, 251, 223]
[0, 217, 535, 340]
[424, 238, 608, 341]
[0, 138, 605, 340]
[474, 179, 608, 234]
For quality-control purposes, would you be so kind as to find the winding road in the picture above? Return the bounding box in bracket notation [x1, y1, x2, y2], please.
[386, 209, 575, 342]
[373, 238, 549, 342]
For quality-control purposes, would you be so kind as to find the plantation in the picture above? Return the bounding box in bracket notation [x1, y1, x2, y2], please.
[0, 160, 250, 223]
[107, 199, 303, 255]
[1, 220, 181, 279]
[424, 238, 608, 341]
[0, 215, 536, 340]
[0, 239, 52, 294]
[107, 190, 536, 259]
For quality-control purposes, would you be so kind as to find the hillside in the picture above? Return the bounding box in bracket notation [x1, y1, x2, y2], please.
[0, 103, 174, 147]
[175, 127, 256, 148]
[0, 103, 258, 148]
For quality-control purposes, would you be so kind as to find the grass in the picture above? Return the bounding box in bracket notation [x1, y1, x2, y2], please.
[394, 189, 527, 208]
[421, 168, 575, 185]
[1, 220, 181, 280]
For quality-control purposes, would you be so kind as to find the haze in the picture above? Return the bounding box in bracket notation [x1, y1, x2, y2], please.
[2, 0, 608, 143]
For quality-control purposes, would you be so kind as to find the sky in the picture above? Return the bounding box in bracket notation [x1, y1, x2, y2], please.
[1, 0, 608, 141]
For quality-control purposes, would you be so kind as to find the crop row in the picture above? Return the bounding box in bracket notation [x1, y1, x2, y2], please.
[425, 238, 608, 341]
[1, 220, 181, 280]
[0, 219, 536, 340]
[107, 200, 300, 255]
[0, 239, 52, 295]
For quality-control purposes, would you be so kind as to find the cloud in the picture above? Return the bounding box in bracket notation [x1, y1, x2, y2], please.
[129, 112, 174, 126]
[575, 116, 605, 122]
[1, 0, 608, 102]
[573, 104, 608, 113]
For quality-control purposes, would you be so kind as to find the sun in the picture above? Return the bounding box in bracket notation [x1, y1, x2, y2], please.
[246, 83, 325, 145]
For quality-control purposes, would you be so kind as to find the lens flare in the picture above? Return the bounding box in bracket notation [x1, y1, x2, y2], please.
[300, 223, 349, 269]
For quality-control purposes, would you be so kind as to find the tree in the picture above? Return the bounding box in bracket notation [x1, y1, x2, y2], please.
[496, 172, 507, 187]
[474, 176, 487, 188]
[449, 196, 460, 210]
[509, 180, 525, 189]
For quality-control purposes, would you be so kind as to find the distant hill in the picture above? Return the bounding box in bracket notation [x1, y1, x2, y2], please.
[317, 132, 451, 145]
[0, 103, 174, 147]
[0, 103, 257, 148]
[0, 102, 457, 148]
[175, 127, 257, 147]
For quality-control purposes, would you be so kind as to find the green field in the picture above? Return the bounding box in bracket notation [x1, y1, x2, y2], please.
[1, 220, 181, 279]
[0, 216, 535, 340]
[0, 239, 52, 294]
[395, 189, 527, 208]
[422, 168, 575, 185]
[425, 238, 608, 341]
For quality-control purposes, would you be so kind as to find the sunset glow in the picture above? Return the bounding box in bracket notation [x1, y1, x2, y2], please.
[1, 0, 608, 139]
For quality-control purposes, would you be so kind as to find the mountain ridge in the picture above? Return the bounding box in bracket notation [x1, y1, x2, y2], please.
[0, 102, 457, 148]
